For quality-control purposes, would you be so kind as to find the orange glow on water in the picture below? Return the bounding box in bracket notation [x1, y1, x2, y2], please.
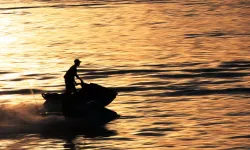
[0, 1, 250, 149]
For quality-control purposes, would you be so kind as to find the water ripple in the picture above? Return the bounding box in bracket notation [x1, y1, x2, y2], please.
[0, 3, 105, 10]
[0, 89, 44, 95]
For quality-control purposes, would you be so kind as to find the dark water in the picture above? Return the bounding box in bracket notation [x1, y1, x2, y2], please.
[0, 0, 250, 149]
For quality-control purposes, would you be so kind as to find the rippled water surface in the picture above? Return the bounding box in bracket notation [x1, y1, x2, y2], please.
[0, 0, 250, 149]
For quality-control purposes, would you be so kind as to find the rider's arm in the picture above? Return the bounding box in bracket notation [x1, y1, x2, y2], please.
[76, 74, 80, 80]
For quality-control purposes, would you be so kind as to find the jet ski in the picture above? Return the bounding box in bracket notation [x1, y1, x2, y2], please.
[41, 81, 118, 119]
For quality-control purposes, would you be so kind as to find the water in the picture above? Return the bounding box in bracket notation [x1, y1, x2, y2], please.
[0, 0, 250, 149]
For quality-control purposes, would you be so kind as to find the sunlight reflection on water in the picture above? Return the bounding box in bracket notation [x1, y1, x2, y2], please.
[0, 0, 250, 149]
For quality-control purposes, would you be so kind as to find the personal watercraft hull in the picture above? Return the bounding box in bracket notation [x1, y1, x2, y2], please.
[42, 83, 118, 114]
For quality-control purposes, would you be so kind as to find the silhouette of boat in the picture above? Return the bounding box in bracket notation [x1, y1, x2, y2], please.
[41, 83, 119, 121]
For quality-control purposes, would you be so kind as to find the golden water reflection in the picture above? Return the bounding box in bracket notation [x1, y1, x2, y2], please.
[0, 0, 250, 149]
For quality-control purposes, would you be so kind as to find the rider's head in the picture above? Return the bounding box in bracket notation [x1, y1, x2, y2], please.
[74, 59, 81, 67]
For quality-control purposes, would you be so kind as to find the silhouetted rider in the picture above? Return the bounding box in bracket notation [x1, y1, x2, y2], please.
[64, 59, 82, 94]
